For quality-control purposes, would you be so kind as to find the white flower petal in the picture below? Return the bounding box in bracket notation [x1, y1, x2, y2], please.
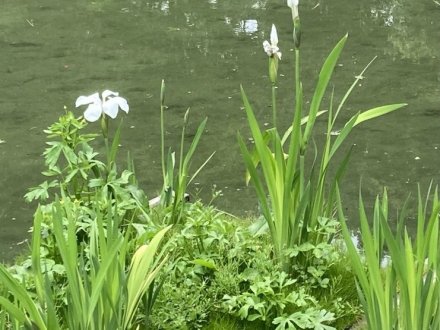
[83, 103, 102, 122]
[381, 255, 392, 269]
[276, 51, 282, 60]
[102, 98, 120, 119]
[270, 24, 278, 46]
[102, 90, 119, 100]
[113, 96, 129, 113]
[75, 93, 100, 107]
[263, 40, 271, 55]
[287, 0, 298, 9]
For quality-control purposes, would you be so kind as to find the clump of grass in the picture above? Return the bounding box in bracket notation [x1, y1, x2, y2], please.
[338, 185, 440, 329]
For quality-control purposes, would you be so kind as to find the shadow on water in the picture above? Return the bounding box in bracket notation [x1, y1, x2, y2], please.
[0, 0, 439, 260]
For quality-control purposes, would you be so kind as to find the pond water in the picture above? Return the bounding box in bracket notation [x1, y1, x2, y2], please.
[1, 0, 439, 260]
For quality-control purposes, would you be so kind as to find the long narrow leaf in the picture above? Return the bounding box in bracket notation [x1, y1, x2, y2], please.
[353, 104, 407, 127]
[303, 35, 347, 145]
[124, 225, 171, 329]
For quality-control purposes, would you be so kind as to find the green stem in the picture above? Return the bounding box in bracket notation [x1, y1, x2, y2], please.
[104, 137, 110, 169]
[160, 81, 166, 191]
[295, 49, 304, 197]
[101, 114, 111, 168]
[272, 83, 277, 129]
[295, 49, 300, 118]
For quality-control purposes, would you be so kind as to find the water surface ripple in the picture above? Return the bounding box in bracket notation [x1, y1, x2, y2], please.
[1, 0, 439, 260]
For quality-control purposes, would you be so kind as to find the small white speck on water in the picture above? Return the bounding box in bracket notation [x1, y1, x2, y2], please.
[264, 122, 269, 126]
[415, 156, 421, 160]
[16, 239, 28, 246]
[130, 126, 135, 129]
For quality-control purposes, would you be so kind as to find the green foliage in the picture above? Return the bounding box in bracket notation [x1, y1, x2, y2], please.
[25, 111, 100, 201]
[24, 110, 138, 210]
[223, 217, 360, 329]
[145, 202, 361, 329]
[338, 185, 440, 329]
[159, 80, 214, 225]
[0, 199, 170, 329]
[239, 22, 406, 274]
[5, 95, 180, 328]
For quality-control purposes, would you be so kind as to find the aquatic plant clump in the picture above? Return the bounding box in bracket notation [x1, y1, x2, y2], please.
[239, 0, 406, 274]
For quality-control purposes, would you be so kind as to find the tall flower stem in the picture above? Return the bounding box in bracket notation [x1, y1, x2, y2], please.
[160, 80, 166, 188]
[295, 49, 304, 197]
[101, 114, 111, 168]
[272, 83, 277, 129]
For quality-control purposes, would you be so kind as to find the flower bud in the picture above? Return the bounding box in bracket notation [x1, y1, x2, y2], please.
[287, 0, 299, 20]
[184, 108, 190, 125]
[160, 79, 166, 105]
[269, 57, 279, 84]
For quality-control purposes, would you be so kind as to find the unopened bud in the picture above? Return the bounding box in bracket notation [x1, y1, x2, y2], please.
[160, 79, 166, 105]
[184, 108, 190, 124]
[269, 57, 278, 84]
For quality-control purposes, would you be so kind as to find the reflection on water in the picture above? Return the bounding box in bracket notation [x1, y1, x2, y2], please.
[234, 19, 259, 35]
[0, 0, 439, 260]
[368, 0, 440, 60]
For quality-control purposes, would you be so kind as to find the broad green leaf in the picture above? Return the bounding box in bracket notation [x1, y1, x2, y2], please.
[124, 225, 171, 329]
[281, 110, 327, 145]
[192, 259, 217, 270]
[109, 119, 123, 163]
[353, 104, 407, 127]
[303, 35, 347, 146]
[327, 113, 359, 161]
[0, 265, 46, 329]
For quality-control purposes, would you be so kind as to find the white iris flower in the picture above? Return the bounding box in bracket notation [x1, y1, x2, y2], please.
[75, 90, 129, 122]
[263, 24, 282, 60]
[287, 0, 299, 20]
[287, 0, 299, 8]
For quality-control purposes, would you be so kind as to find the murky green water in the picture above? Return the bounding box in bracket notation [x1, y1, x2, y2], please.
[1, 0, 439, 260]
